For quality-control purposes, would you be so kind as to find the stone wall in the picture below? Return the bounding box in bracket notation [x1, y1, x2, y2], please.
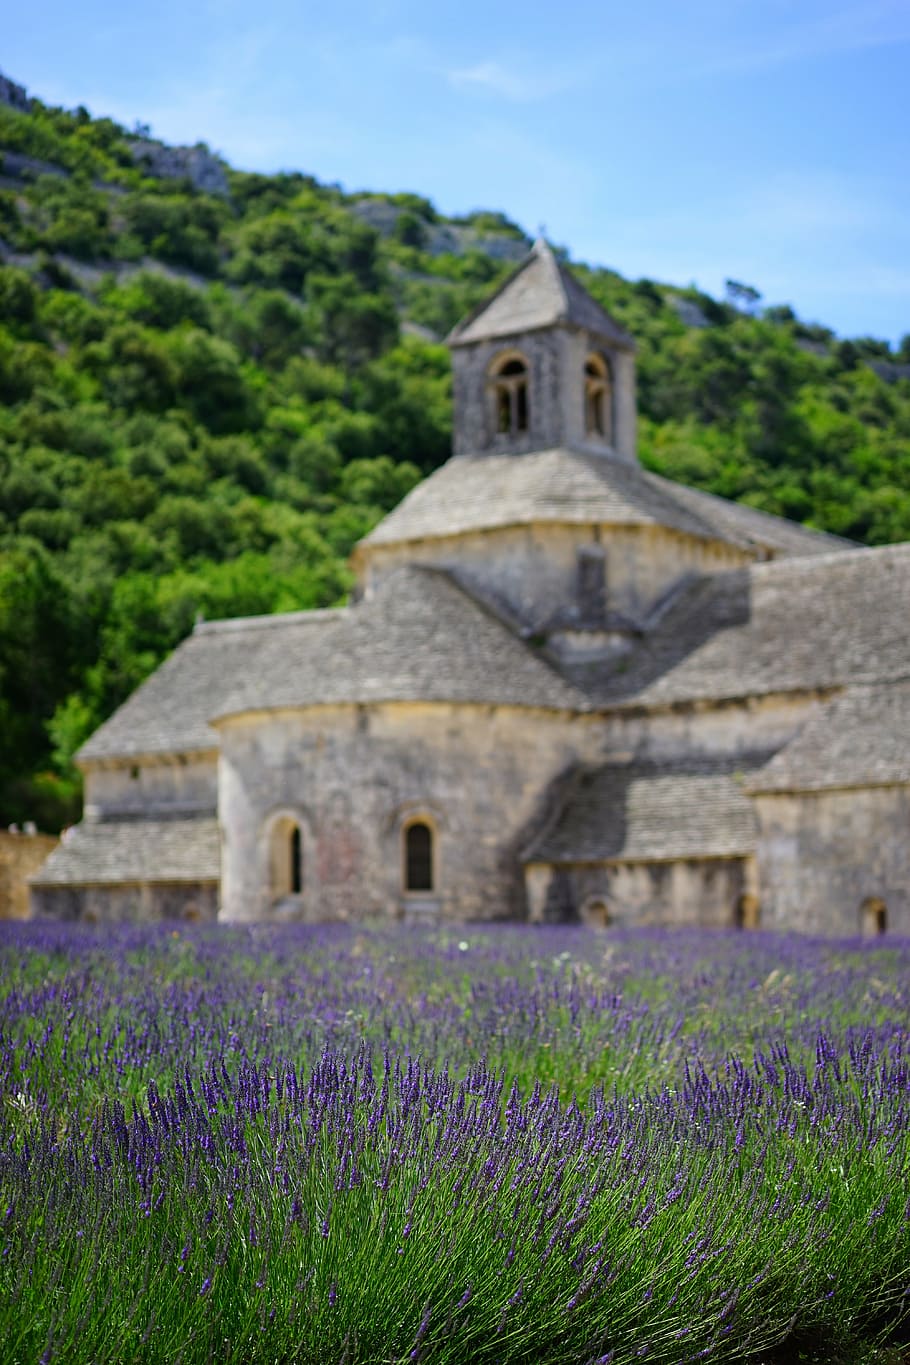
[451, 328, 636, 462]
[601, 692, 827, 766]
[0, 830, 59, 918]
[525, 856, 755, 927]
[753, 784, 910, 934]
[82, 754, 218, 820]
[217, 701, 600, 923]
[361, 522, 748, 631]
[30, 880, 219, 923]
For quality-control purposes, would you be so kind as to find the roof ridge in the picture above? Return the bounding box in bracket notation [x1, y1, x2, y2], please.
[445, 244, 542, 345]
[194, 606, 347, 635]
[747, 539, 908, 578]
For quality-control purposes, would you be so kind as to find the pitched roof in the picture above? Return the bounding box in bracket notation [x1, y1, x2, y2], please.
[30, 817, 220, 886]
[78, 608, 344, 762]
[358, 446, 849, 559]
[646, 473, 854, 558]
[588, 543, 910, 709]
[213, 565, 585, 720]
[525, 754, 766, 864]
[745, 681, 910, 793]
[448, 239, 634, 349]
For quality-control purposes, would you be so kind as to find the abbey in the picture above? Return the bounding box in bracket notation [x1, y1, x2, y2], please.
[32, 242, 910, 934]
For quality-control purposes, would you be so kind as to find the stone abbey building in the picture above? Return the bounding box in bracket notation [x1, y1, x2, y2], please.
[32, 242, 910, 934]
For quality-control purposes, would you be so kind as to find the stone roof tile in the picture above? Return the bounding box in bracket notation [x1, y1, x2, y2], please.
[589, 544, 910, 708]
[359, 447, 848, 557]
[214, 565, 586, 720]
[78, 609, 345, 762]
[448, 240, 634, 348]
[745, 681, 910, 793]
[30, 817, 220, 886]
[646, 473, 854, 557]
[526, 755, 767, 863]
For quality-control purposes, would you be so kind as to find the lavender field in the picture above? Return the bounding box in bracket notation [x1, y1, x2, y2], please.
[1, 923, 909, 1364]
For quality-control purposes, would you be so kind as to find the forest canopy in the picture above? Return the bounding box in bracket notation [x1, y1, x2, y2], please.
[0, 92, 909, 828]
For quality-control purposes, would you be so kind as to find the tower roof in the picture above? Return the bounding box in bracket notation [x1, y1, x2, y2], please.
[448, 238, 634, 350]
[357, 446, 851, 559]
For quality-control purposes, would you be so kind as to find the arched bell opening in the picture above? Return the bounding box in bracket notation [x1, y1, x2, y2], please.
[584, 352, 613, 443]
[489, 351, 530, 438]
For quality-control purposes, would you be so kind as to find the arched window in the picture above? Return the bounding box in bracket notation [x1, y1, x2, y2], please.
[269, 816, 304, 900]
[584, 353, 613, 441]
[404, 821, 434, 893]
[860, 896, 887, 936]
[490, 354, 529, 436]
[580, 896, 610, 928]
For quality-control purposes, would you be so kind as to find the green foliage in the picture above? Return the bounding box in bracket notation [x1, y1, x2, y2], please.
[0, 265, 38, 328]
[118, 189, 226, 273]
[450, 207, 527, 238]
[101, 270, 213, 330]
[3, 928, 910, 1362]
[0, 93, 908, 827]
[27, 173, 111, 259]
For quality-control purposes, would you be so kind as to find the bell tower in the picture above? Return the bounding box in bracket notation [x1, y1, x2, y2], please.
[447, 238, 637, 463]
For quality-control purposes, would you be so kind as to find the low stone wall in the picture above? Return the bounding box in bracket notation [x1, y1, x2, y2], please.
[525, 855, 756, 928]
[0, 830, 59, 919]
[29, 881, 219, 923]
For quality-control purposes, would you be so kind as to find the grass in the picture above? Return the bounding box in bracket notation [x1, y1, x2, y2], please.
[1, 920, 909, 1363]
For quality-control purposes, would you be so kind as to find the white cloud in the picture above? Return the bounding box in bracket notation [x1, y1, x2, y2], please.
[445, 56, 585, 102]
[447, 60, 538, 101]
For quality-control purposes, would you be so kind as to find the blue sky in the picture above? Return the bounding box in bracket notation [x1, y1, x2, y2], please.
[4, 0, 909, 342]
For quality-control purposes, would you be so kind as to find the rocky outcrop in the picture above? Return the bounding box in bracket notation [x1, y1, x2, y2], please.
[128, 138, 229, 197]
[351, 199, 529, 261]
[0, 73, 30, 113]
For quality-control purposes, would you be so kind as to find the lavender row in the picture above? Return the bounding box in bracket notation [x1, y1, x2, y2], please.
[1, 921, 909, 1362]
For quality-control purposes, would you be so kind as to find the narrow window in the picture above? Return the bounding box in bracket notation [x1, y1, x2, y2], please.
[491, 355, 529, 437]
[269, 816, 304, 901]
[584, 354, 613, 442]
[405, 822, 433, 892]
[290, 825, 303, 894]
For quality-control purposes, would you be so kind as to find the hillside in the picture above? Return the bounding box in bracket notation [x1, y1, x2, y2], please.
[1, 76, 909, 830]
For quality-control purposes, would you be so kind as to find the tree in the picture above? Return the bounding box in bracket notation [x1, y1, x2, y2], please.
[725, 279, 763, 314]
